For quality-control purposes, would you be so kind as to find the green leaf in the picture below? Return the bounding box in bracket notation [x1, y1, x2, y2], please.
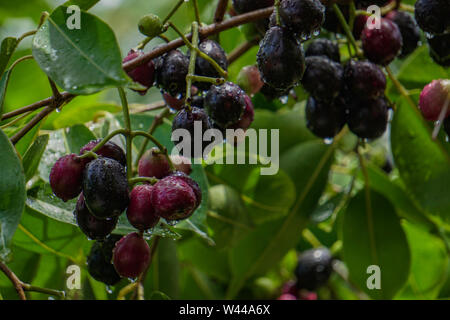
[342, 190, 411, 299]
[149, 291, 171, 300]
[32, 6, 128, 95]
[22, 134, 49, 182]
[391, 100, 450, 224]
[227, 141, 334, 298]
[0, 68, 13, 118]
[63, 0, 100, 10]
[0, 37, 18, 76]
[62, 124, 96, 154]
[0, 129, 26, 261]
[396, 221, 448, 300]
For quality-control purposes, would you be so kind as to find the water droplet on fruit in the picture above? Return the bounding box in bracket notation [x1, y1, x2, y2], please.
[323, 138, 333, 145]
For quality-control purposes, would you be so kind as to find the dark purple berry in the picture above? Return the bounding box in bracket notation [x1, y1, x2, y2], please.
[306, 96, 346, 139]
[80, 139, 126, 167]
[305, 38, 340, 62]
[260, 83, 291, 100]
[361, 18, 403, 65]
[193, 40, 228, 91]
[138, 148, 172, 179]
[385, 11, 421, 58]
[163, 92, 185, 111]
[155, 50, 189, 97]
[347, 96, 389, 139]
[75, 193, 118, 240]
[113, 232, 150, 278]
[204, 82, 246, 127]
[414, 0, 450, 35]
[123, 50, 155, 95]
[168, 171, 202, 209]
[49, 154, 84, 202]
[257, 26, 305, 90]
[301, 56, 343, 102]
[427, 33, 450, 67]
[172, 107, 213, 158]
[229, 94, 255, 131]
[82, 158, 130, 219]
[353, 14, 368, 40]
[127, 185, 159, 231]
[295, 248, 333, 291]
[151, 175, 198, 221]
[322, 5, 349, 34]
[87, 235, 122, 285]
[279, 0, 325, 37]
[343, 60, 386, 99]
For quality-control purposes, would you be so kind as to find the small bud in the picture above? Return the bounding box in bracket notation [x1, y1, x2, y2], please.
[138, 14, 164, 38]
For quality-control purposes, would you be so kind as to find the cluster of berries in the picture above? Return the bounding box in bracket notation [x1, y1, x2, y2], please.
[278, 248, 333, 300]
[304, 39, 389, 140]
[49, 139, 201, 284]
[124, 39, 255, 158]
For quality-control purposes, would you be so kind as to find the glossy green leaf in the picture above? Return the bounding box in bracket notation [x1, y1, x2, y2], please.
[391, 100, 450, 224]
[32, 6, 128, 95]
[63, 124, 96, 154]
[0, 129, 26, 261]
[227, 141, 334, 298]
[343, 190, 411, 299]
[0, 37, 18, 76]
[396, 222, 448, 300]
[22, 134, 49, 182]
[63, 0, 100, 10]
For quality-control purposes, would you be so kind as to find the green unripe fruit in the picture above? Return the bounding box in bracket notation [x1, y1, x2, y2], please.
[138, 14, 163, 38]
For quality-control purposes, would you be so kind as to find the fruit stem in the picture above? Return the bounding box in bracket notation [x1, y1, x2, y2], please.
[332, 4, 363, 57]
[117, 87, 133, 180]
[187, 74, 225, 85]
[168, 22, 228, 79]
[385, 66, 417, 110]
[163, 0, 186, 24]
[0, 261, 26, 300]
[192, 0, 201, 24]
[134, 107, 171, 168]
[399, 3, 415, 13]
[185, 21, 200, 109]
[274, 0, 281, 26]
[21, 283, 66, 299]
[77, 129, 128, 159]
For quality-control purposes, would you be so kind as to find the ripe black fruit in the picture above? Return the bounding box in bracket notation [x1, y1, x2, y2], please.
[155, 50, 189, 97]
[75, 193, 118, 240]
[305, 96, 346, 139]
[257, 26, 305, 90]
[427, 33, 450, 67]
[295, 248, 333, 291]
[302, 56, 343, 102]
[305, 39, 340, 62]
[343, 60, 386, 99]
[204, 82, 246, 127]
[80, 139, 126, 167]
[347, 96, 389, 139]
[260, 83, 291, 100]
[87, 235, 122, 285]
[172, 107, 213, 158]
[49, 154, 84, 202]
[385, 11, 420, 58]
[361, 18, 403, 66]
[193, 40, 228, 91]
[414, 0, 450, 35]
[82, 158, 130, 219]
[279, 0, 325, 37]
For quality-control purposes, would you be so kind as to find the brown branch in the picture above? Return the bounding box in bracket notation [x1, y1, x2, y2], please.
[4, 7, 273, 139]
[227, 39, 259, 64]
[0, 261, 26, 300]
[214, 0, 229, 23]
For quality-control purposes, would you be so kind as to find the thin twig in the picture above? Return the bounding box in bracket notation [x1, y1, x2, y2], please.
[0, 261, 26, 300]
[214, 0, 229, 23]
[227, 39, 258, 64]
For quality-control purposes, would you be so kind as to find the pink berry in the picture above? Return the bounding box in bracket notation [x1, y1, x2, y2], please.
[151, 176, 198, 221]
[138, 148, 172, 179]
[236, 65, 264, 96]
[127, 185, 159, 231]
[113, 232, 150, 278]
[277, 293, 297, 300]
[123, 50, 155, 95]
[419, 79, 450, 121]
[49, 154, 84, 201]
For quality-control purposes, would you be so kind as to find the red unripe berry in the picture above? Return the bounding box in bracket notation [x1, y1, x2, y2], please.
[127, 185, 159, 231]
[361, 18, 402, 65]
[138, 148, 172, 179]
[151, 176, 198, 221]
[419, 79, 450, 121]
[123, 50, 155, 95]
[80, 139, 126, 167]
[277, 293, 297, 300]
[50, 154, 84, 201]
[113, 232, 150, 278]
[236, 65, 264, 96]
